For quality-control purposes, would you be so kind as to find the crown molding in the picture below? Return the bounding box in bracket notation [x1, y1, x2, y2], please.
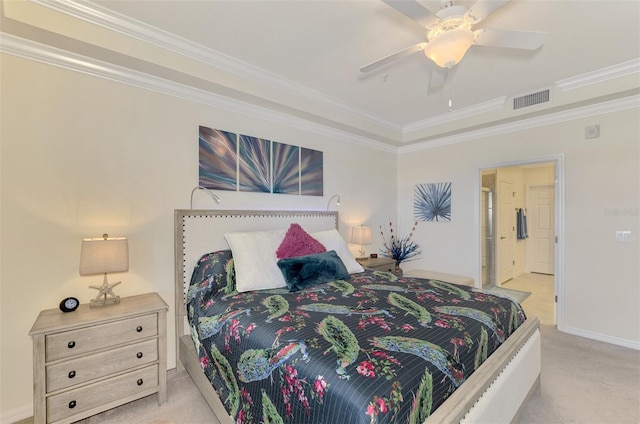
[0, 32, 397, 153]
[398, 94, 640, 154]
[4, 31, 637, 156]
[30, 0, 401, 133]
[403, 96, 507, 136]
[403, 58, 640, 134]
[24, 0, 640, 143]
[555, 58, 640, 91]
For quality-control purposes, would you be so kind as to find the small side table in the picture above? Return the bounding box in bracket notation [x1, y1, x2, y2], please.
[29, 292, 168, 424]
[356, 257, 397, 273]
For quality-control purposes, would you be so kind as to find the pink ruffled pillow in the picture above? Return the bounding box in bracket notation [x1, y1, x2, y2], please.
[276, 223, 326, 259]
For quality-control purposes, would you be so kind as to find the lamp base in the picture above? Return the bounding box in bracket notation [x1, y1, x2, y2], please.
[89, 276, 122, 308]
[91, 295, 120, 308]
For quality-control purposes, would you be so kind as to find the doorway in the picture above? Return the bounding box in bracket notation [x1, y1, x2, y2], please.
[527, 184, 555, 274]
[480, 160, 559, 325]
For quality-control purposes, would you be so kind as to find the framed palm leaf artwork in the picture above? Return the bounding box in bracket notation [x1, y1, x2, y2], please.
[414, 182, 452, 222]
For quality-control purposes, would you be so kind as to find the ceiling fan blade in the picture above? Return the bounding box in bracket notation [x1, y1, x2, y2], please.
[381, 0, 440, 29]
[474, 28, 547, 50]
[360, 42, 427, 73]
[465, 0, 511, 24]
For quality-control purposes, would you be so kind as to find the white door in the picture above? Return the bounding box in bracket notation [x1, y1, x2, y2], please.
[528, 185, 555, 274]
[496, 172, 515, 285]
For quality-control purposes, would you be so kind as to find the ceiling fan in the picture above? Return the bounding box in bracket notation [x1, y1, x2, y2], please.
[361, 0, 548, 73]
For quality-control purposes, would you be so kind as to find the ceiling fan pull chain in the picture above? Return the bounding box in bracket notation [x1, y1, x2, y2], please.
[447, 66, 453, 111]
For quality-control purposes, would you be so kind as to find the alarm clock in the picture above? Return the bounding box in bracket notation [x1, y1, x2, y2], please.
[59, 297, 79, 313]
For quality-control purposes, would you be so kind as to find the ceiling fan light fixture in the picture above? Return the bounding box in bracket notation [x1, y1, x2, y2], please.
[363, 0, 547, 74]
[424, 27, 475, 68]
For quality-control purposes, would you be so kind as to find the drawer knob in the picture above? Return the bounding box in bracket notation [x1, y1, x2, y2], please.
[67, 341, 76, 349]
[136, 352, 143, 359]
[68, 370, 76, 379]
[136, 326, 143, 332]
[137, 379, 144, 386]
[68, 400, 76, 409]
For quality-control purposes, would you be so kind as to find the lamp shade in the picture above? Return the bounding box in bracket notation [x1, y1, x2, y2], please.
[351, 226, 372, 246]
[425, 27, 475, 68]
[80, 235, 129, 275]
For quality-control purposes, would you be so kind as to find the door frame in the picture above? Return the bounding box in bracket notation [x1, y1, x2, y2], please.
[476, 154, 564, 328]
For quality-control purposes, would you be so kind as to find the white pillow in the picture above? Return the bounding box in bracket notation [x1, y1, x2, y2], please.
[225, 229, 287, 292]
[311, 229, 365, 274]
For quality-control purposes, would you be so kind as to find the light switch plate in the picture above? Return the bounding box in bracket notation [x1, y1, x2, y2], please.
[615, 231, 634, 243]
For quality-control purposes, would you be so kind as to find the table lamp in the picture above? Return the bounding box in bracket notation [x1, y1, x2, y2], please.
[80, 234, 129, 307]
[351, 225, 372, 259]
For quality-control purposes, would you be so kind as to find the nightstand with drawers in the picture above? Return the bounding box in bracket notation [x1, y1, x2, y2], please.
[356, 257, 397, 272]
[29, 292, 168, 424]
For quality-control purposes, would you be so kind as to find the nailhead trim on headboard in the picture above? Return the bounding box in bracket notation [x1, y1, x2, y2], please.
[175, 209, 338, 317]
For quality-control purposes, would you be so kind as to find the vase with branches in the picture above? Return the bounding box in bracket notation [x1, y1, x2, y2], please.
[379, 221, 421, 272]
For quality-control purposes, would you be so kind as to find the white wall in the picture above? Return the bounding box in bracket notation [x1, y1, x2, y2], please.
[2, 40, 638, 424]
[0, 54, 397, 419]
[398, 107, 640, 348]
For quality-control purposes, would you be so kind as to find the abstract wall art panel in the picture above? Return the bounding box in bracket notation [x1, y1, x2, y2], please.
[300, 147, 323, 196]
[272, 142, 300, 195]
[239, 134, 271, 193]
[198, 126, 237, 191]
[414, 182, 452, 222]
[198, 127, 323, 196]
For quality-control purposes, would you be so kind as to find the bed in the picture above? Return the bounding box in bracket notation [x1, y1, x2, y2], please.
[175, 209, 540, 424]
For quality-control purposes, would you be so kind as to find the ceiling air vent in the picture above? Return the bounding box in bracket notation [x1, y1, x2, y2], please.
[513, 89, 550, 110]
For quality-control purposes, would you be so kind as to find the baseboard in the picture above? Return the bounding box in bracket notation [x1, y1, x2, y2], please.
[0, 405, 32, 424]
[559, 325, 640, 350]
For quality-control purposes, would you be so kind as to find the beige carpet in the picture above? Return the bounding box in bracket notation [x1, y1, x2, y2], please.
[75, 370, 220, 424]
[17, 325, 639, 424]
[518, 325, 640, 424]
[14, 370, 220, 424]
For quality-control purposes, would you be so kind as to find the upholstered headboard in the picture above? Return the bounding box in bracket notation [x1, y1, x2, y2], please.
[174, 209, 339, 341]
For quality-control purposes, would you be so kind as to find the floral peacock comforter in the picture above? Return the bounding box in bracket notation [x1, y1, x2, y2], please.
[187, 250, 526, 424]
